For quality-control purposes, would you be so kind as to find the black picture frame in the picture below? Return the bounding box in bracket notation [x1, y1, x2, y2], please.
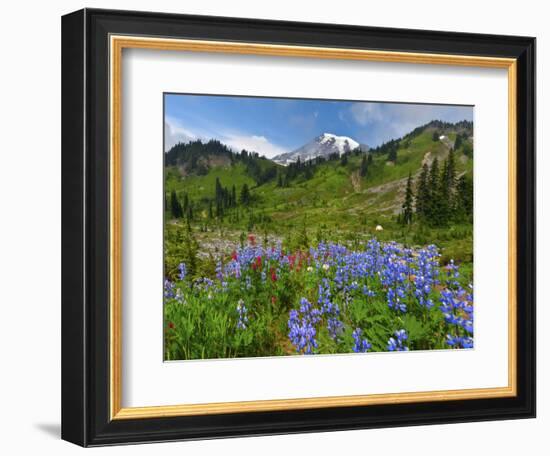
[62, 8, 536, 447]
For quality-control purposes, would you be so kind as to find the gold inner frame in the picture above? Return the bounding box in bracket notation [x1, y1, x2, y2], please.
[109, 35, 518, 420]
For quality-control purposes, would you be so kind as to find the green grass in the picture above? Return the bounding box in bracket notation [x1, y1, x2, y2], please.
[164, 129, 473, 262]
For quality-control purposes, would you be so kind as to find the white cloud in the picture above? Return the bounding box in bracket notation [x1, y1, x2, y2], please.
[164, 117, 197, 151]
[222, 134, 288, 159]
[164, 117, 288, 158]
[349, 102, 383, 126]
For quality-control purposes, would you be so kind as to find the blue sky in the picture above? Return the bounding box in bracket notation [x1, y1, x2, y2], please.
[164, 94, 473, 158]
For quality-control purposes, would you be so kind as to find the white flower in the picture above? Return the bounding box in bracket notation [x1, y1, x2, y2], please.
[307, 266, 313, 272]
[322, 263, 330, 271]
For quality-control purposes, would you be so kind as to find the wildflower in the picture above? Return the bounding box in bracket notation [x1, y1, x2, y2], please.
[288, 298, 321, 354]
[387, 287, 407, 313]
[322, 263, 330, 271]
[352, 328, 372, 353]
[362, 285, 375, 297]
[175, 288, 185, 304]
[387, 329, 409, 351]
[164, 279, 175, 300]
[178, 263, 187, 281]
[236, 299, 249, 330]
[168, 321, 175, 330]
[307, 266, 313, 272]
[439, 283, 474, 349]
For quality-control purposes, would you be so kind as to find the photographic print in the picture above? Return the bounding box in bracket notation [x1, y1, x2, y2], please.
[163, 94, 474, 360]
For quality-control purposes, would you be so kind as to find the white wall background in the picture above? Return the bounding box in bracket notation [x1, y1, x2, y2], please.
[0, 0, 545, 454]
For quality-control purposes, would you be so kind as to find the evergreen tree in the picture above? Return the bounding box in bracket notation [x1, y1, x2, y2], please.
[240, 183, 251, 206]
[400, 172, 414, 225]
[170, 190, 182, 219]
[432, 131, 440, 142]
[388, 144, 398, 162]
[340, 153, 348, 166]
[439, 150, 456, 223]
[415, 163, 430, 219]
[454, 134, 463, 151]
[444, 149, 456, 190]
[427, 158, 440, 223]
[360, 155, 368, 177]
[367, 154, 373, 165]
[277, 173, 283, 187]
[231, 185, 237, 206]
[455, 175, 473, 222]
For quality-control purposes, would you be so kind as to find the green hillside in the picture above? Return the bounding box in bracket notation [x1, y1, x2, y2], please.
[164, 121, 473, 279]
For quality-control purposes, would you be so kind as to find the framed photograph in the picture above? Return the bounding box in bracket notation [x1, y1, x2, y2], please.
[61, 8, 535, 446]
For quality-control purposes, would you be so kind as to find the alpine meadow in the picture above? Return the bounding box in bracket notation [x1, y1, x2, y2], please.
[163, 95, 474, 360]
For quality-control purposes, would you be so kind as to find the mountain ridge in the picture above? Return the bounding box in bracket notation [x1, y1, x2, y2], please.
[272, 133, 368, 165]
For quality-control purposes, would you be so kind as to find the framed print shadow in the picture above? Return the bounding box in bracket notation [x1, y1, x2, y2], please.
[61, 8, 536, 447]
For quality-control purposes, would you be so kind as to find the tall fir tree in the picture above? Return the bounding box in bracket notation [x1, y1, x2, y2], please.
[170, 190, 182, 219]
[231, 185, 237, 206]
[400, 172, 414, 225]
[240, 183, 250, 206]
[340, 153, 348, 166]
[444, 149, 456, 190]
[415, 163, 430, 219]
[388, 145, 398, 162]
[360, 155, 368, 177]
[455, 175, 473, 222]
[427, 158, 440, 223]
[438, 150, 456, 223]
[439, 159, 451, 222]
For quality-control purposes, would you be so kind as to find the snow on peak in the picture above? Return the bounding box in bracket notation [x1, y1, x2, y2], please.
[272, 132, 365, 165]
[318, 133, 360, 152]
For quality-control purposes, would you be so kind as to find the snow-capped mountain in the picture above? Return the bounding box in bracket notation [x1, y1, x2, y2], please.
[272, 133, 368, 165]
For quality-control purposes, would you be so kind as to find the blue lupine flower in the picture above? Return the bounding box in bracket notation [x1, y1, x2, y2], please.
[288, 297, 322, 354]
[236, 299, 248, 330]
[169, 237, 473, 355]
[164, 279, 175, 300]
[178, 263, 187, 281]
[439, 280, 474, 349]
[352, 328, 372, 353]
[387, 329, 409, 351]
